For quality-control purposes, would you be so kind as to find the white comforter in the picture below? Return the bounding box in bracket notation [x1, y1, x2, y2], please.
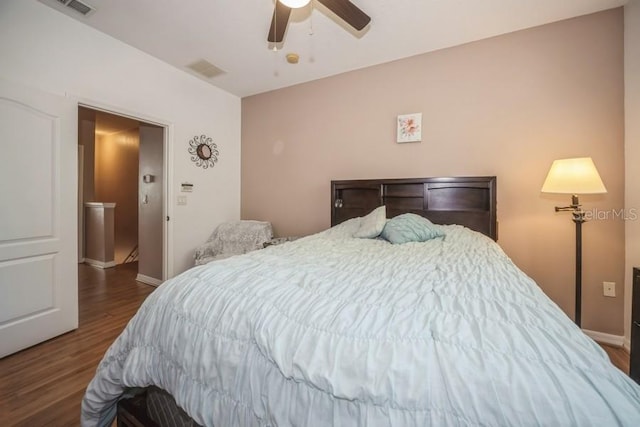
[81, 220, 640, 426]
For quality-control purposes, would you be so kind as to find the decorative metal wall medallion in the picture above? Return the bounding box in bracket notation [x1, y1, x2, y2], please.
[188, 134, 219, 169]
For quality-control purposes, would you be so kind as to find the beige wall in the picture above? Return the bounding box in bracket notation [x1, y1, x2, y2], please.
[95, 129, 139, 264]
[242, 10, 625, 334]
[78, 106, 96, 261]
[138, 125, 164, 281]
[84, 204, 115, 264]
[78, 107, 96, 203]
[625, 0, 640, 347]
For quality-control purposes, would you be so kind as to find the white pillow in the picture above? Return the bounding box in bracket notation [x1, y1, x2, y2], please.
[354, 206, 387, 238]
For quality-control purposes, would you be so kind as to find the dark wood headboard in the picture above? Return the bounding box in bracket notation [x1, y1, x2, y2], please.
[331, 176, 497, 240]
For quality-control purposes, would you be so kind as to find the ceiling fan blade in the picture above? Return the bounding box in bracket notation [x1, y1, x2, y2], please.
[268, 2, 292, 43]
[316, 0, 371, 31]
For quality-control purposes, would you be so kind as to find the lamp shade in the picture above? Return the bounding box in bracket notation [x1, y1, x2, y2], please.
[541, 157, 607, 194]
[280, 0, 311, 8]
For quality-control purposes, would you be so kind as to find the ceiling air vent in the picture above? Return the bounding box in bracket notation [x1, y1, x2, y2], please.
[43, 0, 96, 17]
[186, 59, 226, 79]
[66, 0, 93, 16]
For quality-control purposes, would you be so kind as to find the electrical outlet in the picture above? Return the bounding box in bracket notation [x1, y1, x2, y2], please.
[177, 195, 187, 206]
[603, 281, 616, 297]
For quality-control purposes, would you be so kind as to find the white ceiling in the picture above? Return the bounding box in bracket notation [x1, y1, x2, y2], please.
[40, 0, 627, 97]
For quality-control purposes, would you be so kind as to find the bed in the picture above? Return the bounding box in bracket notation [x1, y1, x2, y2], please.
[81, 176, 640, 426]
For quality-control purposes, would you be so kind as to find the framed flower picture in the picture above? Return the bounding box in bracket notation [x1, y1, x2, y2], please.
[396, 113, 422, 143]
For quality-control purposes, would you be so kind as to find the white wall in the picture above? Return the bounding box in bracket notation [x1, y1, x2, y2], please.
[0, 0, 241, 275]
[625, 0, 640, 349]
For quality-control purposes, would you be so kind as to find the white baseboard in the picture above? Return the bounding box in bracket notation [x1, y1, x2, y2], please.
[84, 258, 116, 269]
[583, 329, 625, 347]
[136, 273, 162, 287]
[624, 337, 631, 353]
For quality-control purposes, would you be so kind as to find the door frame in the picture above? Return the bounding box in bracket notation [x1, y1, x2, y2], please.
[77, 99, 173, 280]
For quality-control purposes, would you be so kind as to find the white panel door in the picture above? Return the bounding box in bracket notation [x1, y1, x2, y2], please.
[0, 79, 78, 358]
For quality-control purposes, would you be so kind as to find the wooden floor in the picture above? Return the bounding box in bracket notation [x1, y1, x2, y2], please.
[0, 263, 634, 426]
[0, 262, 155, 426]
[601, 342, 630, 375]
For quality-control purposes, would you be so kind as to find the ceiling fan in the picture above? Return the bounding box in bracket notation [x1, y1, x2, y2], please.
[268, 0, 371, 44]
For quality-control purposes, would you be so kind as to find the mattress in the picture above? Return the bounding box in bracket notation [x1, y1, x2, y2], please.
[81, 219, 640, 426]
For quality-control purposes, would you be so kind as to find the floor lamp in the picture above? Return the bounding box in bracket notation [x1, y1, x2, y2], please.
[541, 157, 607, 327]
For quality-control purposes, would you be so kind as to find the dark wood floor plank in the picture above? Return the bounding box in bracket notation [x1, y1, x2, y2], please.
[0, 262, 154, 426]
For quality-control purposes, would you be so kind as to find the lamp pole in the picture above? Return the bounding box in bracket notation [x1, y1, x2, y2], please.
[556, 194, 586, 327]
[573, 213, 585, 327]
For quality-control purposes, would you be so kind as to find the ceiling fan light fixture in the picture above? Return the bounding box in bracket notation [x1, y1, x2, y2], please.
[268, 0, 370, 44]
[279, 0, 310, 9]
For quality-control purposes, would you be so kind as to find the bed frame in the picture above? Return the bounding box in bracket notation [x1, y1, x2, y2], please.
[116, 176, 497, 426]
[331, 176, 497, 240]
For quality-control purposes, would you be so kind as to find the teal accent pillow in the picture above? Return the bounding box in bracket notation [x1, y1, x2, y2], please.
[381, 213, 445, 244]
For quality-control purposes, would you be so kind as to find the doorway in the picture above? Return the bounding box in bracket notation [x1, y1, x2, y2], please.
[77, 106, 166, 285]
